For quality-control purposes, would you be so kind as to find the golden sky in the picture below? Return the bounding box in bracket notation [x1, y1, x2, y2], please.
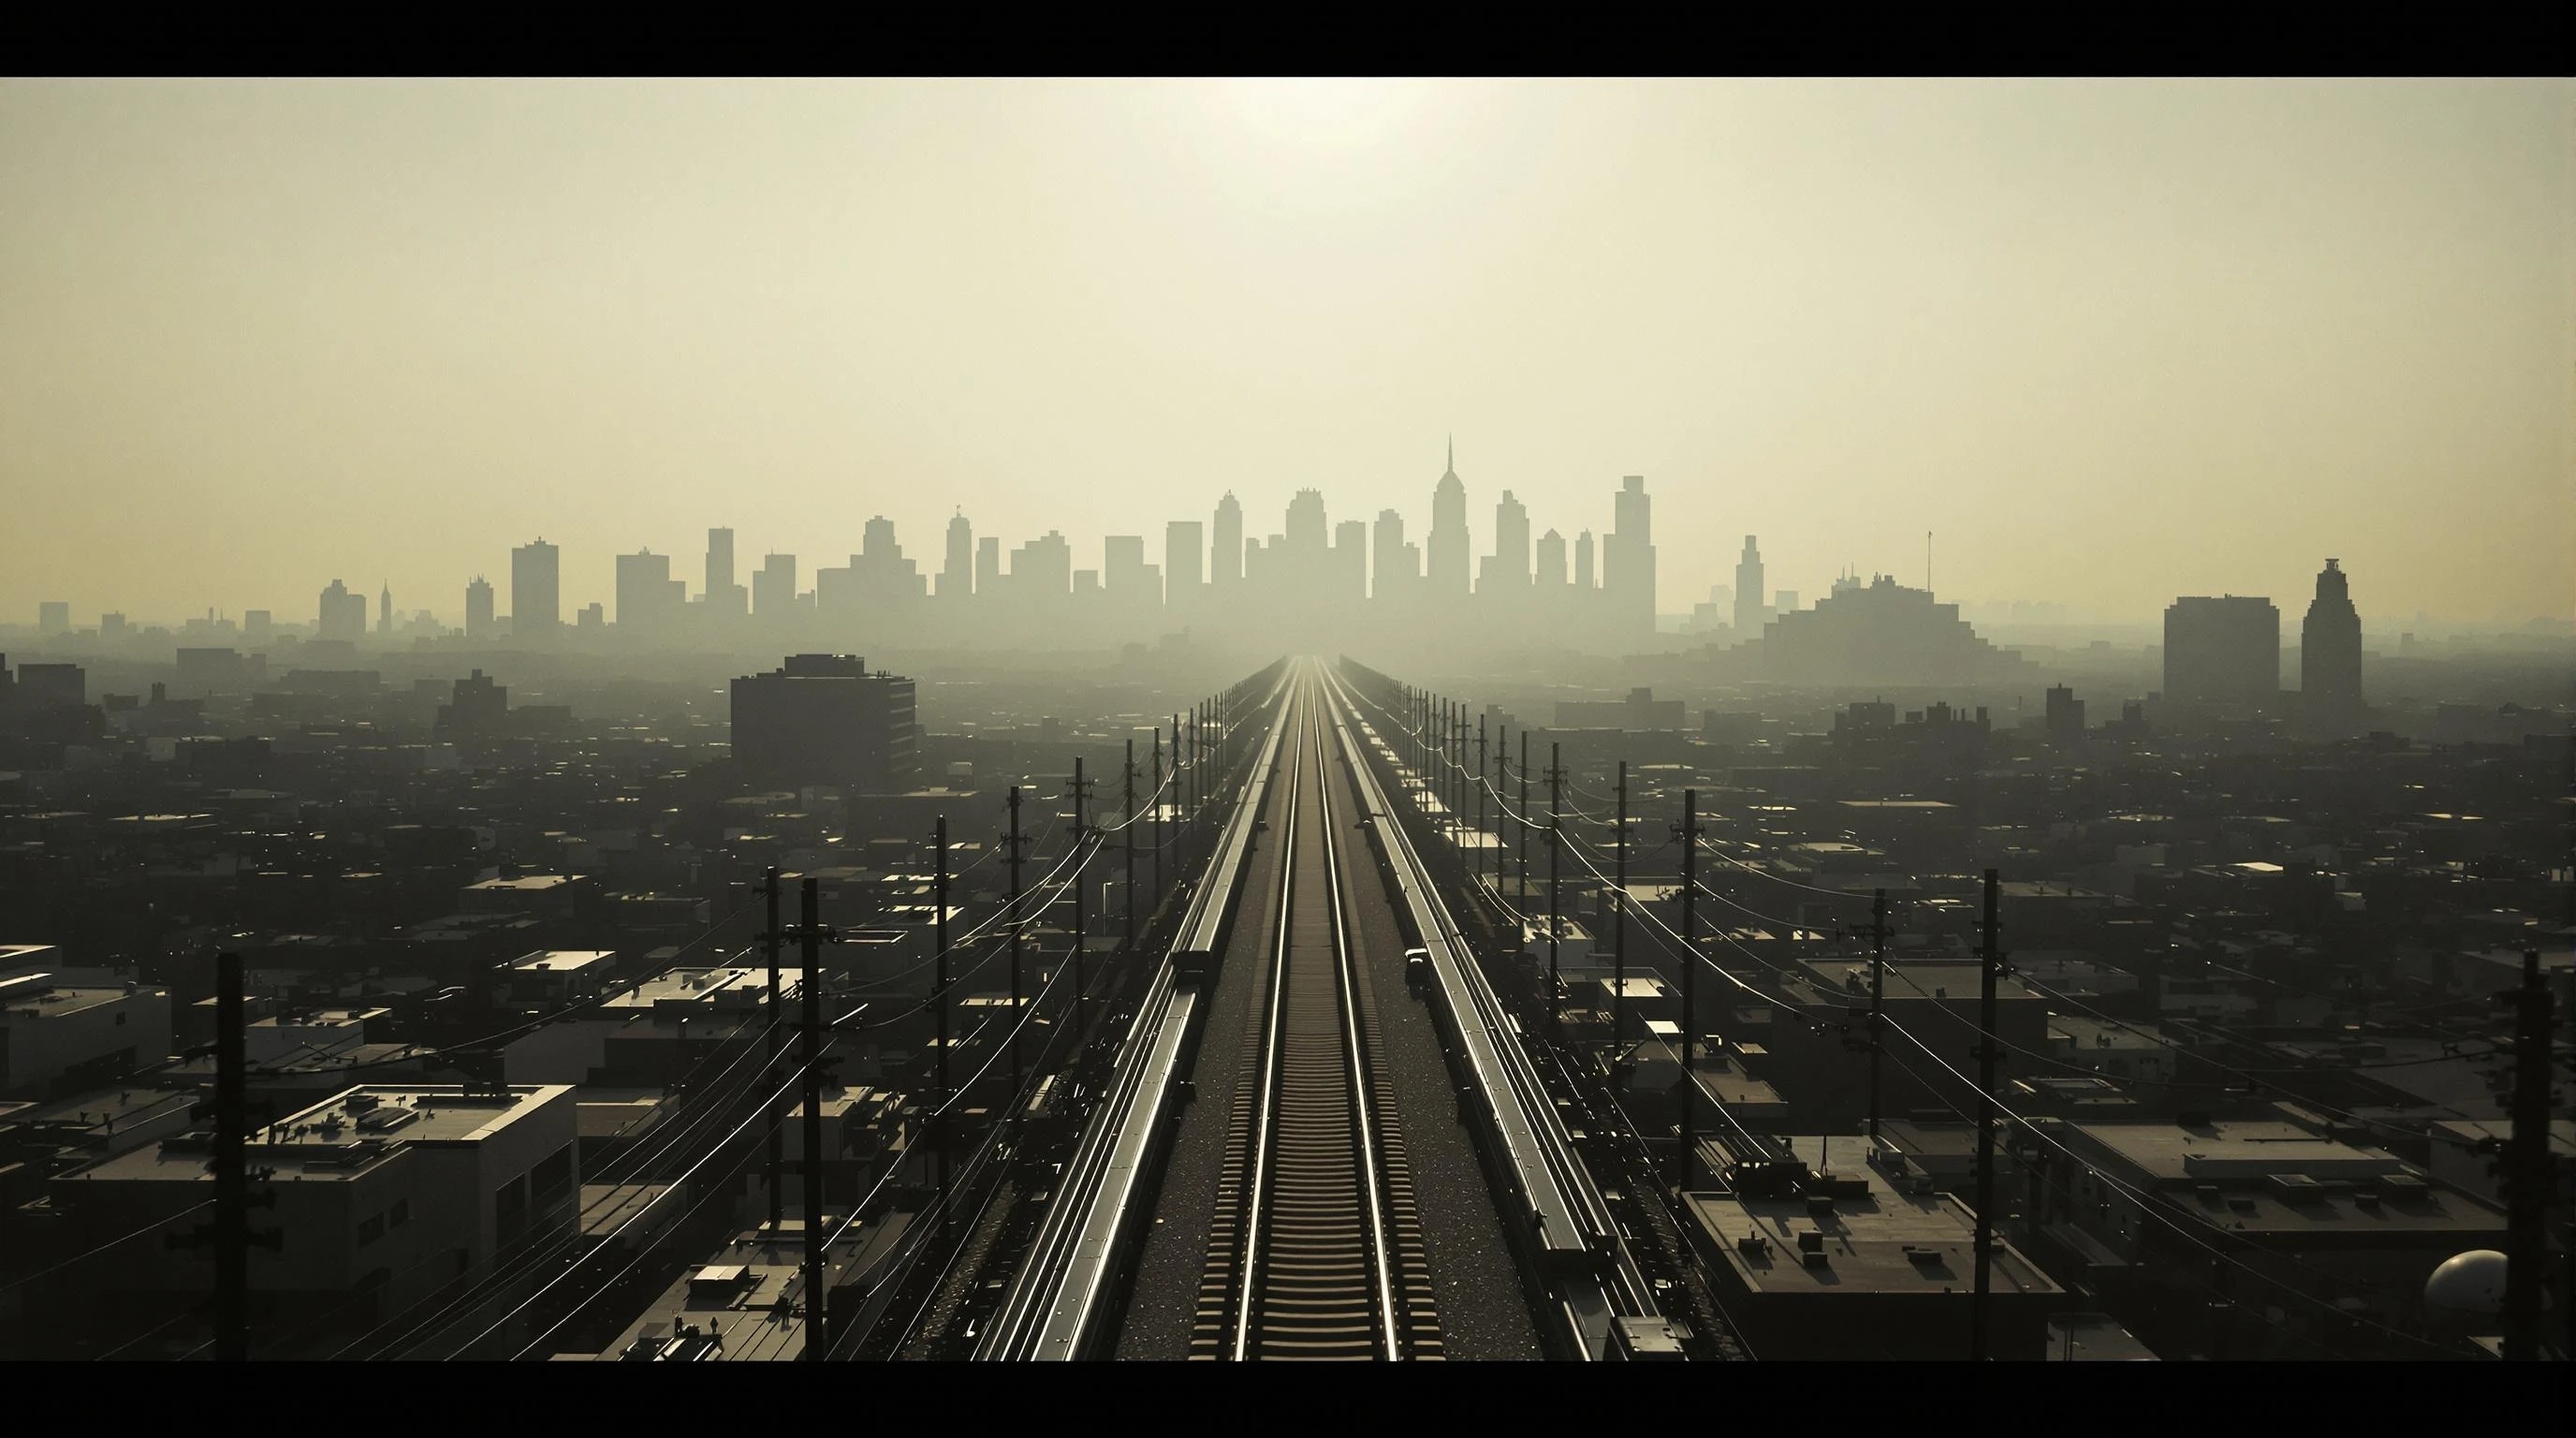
[2, 78, 2567, 625]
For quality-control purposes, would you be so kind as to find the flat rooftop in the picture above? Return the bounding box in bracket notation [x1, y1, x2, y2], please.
[1687, 1136, 2058, 1299]
[65, 1084, 571, 1185]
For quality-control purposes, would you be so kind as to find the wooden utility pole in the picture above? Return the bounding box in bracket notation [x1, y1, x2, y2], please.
[1123, 740, 1137, 955]
[1866, 888, 1889, 1148]
[798, 876, 827, 1360]
[1971, 869, 2001, 1361]
[1675, 791, 1700, 1186]
[2501, 948, 2557, 1361]
[765, 867, 784, 1233]
[1614, 762, 1627, 1045]
[1005, 785, 1027, 1102]
[1547, 741, 1564, 1025]
[932, 824, 949, 1218]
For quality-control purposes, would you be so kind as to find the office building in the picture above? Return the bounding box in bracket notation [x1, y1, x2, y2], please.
[1427, 443, 1469, 599]
[705, 528, 747, 620]
[2163, 595, 2280, 705]
[1734, 536, 1766, 637]
[1164, 520, 1204, 615]
[754, 553, 798, 621]
[464, 578, 496, 639]
[511, 538, 561, 636]
[317, 580, 367, 643]
[2046, 683, 2086, 741]
[940, 511, 973, 600]
[37, 602, 69, 636]
[730, 653, 919, 792]
[615, 550, 685, 634]
[2299, 558, 2363, 715]
[243, 609, 271, 644]
[1212, 492, 1244, 591]
[1604, 475, 1655, 637]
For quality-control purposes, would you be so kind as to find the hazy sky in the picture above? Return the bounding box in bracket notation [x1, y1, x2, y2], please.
[3, 78, 2568, 626]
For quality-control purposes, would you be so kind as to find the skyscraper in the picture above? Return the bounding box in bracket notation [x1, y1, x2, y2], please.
[1332, 519, 1368, 603]
[940, 511, 973, 600]
[1212, 492, 1245, 591]
[1427, 440, 1469, 599]
[377, 582, 393, 634]
[2164, 595, 2280, 705]
[511, 538, 561, 637]
[754, 553, 798, 621]
[2299, 558, 2363, 716]
[1483, 491, 1530, 594]
[1164, 520, 1204, 614]
[1573, 530, 1595, 591]
[1603, 475, 1655, 637]
[616, 550, 685, 634]
[317, 580, 366, 643]
[37, 601, 68, 636]
[706, 528, 747, 619]
[1371, 509, 1411, 604]
[974, 536, 1002, 598]
[1536, 528, 1568, 590]
[465, 577, 495, 639]
[1734, 536, 1766, 637]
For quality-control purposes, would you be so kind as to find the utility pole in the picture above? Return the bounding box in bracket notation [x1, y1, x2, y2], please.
[212, 949, 248, 1361]
[1518, 730, 1531, 910]
[1547, 741, 1564, 1026]
[1006, 785, 1027, 1104]
[1614, 761, 1627, 1046]
[1971, 868, 2001, 1361]
[798, 876, 828, 1360]
[1493, 725, 1510, 898]
[1477, 714, 1490, 890]
[2501, 947, 2558, 1361]
[1674, 791, 1699, 1187]
[765, 866, 783, 1235]
[1867, 888, 1889, 1148]
[931, 824, 949, 1222]
[1072, 757, 1090, 1033]
[1152, 727, 1165, 904]
[1123, 739, 1137, 955]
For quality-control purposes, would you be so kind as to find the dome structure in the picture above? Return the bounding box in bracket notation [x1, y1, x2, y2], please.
[2422, 1249, 2508, 1314]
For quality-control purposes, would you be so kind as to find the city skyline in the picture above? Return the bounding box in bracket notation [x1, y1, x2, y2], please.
[3, 79, 2568, 624]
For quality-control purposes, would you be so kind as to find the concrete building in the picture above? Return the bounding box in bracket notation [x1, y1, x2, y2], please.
[1681, 1135, 2065, 1359]
[317, 580, 367, 644]
[730, 654, 918, 793]
[2163, 594, 2280, 706]
[51, 1083, 578, 1348]
[2299, 558, 2363, 719]
[464, 577, 496, 639]
[511, 538, 561, 636]
[0, 963, 174, 1099]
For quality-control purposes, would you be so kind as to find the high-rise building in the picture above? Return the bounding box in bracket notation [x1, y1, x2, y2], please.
[100, 612, 128, 639]
[511, 539, 561, 636]
[1212, 493, 1245, 590]
[243, 610, 271, 645]
[1774, 590, 1799, 614]
[1427, 441, 1469, 599]
[974, 536, 1002, 598]
[317, 580, 367, 643]
[1603, 476, 1655, 636]
[1370, 509, 1411, 604]
[2300, 559, 2363, 716]
[1286, 490, 1328, 558]
[2045, 683, 2086, 741]
[2163, 595, 2280, 705]
[754, 553, 798, 620]
[940, 511, 973, 600]
[1164, 520, 1204, 614]
[706, 528, 747, 619]
[1331, 519, 1368, 603]
[1536, 528, 1568, 590]
[1573, 531, 1595, 591]
[730, 653, 918, 792]
[465, 578, 496, 639]
[1482, 491, 1530, 594]
[1734, 536, 1766, 638]
[615, 550, 685, 634]
[377, 583, 393, 634]
[37, 602, 69, 636]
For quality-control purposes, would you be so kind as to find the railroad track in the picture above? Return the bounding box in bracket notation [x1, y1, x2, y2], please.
[1192, 681, 1442, 1360]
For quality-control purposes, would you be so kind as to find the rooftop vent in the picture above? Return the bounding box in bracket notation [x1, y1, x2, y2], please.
[1801, 1250, 1831, 1269]
[1797, 1230, 1826, 1255]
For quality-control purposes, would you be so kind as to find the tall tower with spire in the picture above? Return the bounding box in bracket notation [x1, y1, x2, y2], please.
[2300, 557, 2363, 720]
[1427, 437, 1470, 600]
[378, 582, 393, 634]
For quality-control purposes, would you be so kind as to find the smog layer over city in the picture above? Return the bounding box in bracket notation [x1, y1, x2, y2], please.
[0, 77, 2566, 1370]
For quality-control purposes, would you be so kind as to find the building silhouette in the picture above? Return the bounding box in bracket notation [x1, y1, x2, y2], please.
[1606, 476, 1653, 638]
[615, 550, 684, 635]
[1760, 575, 2025, 686]
[731, 653, 917, 792]
[2045, 683, 2086, 741]
[1427, 443, 1470, 602]
[2300, 558, 2363, 718]
[511, 538, 561, 637]
[2164, 595, 2280, 706]
[705, 528, 747, 621]
[1734, 536, 1766, 638]
[317, 580, 367, 644]
[464, 577, 495, 640]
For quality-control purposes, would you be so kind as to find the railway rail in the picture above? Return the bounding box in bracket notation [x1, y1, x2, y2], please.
[1191, 685, 1441, 1359]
